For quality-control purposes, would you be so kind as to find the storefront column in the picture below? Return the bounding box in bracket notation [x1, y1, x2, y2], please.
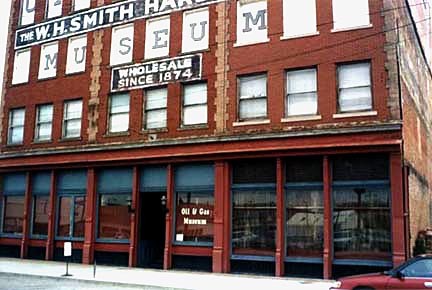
[275, 158, 285, 276]
[129, 166, 139, 267]
[46, 170, 56, 260]
[323, 156, 333, 279]
[222, 162, 231, 273]
[83, 168, 96, 264]
[163, 164, 174, 270]
[213, 161, 229, 273]
[20, 172, 32, 259]
[390, 152, 406, 266]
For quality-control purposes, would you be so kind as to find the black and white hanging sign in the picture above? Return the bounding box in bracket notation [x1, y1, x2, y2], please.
[111, 54, 202, 92]
[15, 0, 223, 50]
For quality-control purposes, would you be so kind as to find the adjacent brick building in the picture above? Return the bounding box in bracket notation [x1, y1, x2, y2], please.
[0, 0, 431, 279]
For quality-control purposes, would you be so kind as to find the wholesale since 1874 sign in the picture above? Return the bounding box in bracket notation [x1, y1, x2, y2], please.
[111, 54, 202, 92]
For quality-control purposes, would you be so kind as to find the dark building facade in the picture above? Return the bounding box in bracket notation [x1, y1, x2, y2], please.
[0, 0, 431, 279]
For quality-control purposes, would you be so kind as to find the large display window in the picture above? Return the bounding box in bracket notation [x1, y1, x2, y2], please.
[1, 173, 26, 236]
[231, 160, 276, 258]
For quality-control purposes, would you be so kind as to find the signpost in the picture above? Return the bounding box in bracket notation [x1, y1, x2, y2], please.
[62, 242, 72, 277]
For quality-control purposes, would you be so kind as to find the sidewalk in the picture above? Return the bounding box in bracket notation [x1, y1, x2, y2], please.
[0, 258, 335, 290]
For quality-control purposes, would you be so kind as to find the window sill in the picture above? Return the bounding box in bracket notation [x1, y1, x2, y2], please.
[5, 142, 24, 147]
[281, 115, 322, 123]
[178, 124, 208, 131]
[110, 60, 134, 68]
[104, 131, 130, 138]
[32, 139, 52, 144]
[331, 24, 373, 33]
[233, 119, 270, 127]
[59, 137, 82, 142]
[65, 70, 86, 77]
[233, 38, 271, 48]
[280, 31, 320, 41]
[11, 81, 29, 87]
[333, 111, 377, 119]
[37, 75, 58, 82]
[179, 48, 210, 55]
[141, 128, 168, 134]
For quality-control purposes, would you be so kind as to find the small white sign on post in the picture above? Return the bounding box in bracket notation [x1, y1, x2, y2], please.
[64, 242, 72, 257]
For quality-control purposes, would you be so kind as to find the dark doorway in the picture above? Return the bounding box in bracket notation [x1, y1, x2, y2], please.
[138, 192, 166, 268]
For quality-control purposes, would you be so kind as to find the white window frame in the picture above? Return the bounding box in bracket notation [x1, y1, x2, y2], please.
[282, 0, 318, 39]
[286, 68, 318, 117]
[8, 108, 26, 145]
[181, 7, 209, 53]
[62, 99, 82, 139]
[35, 104, 53, 142]
[66, 35, 87, 75]
[46, 0, 63, 19]
[145, 16, 171, 60]
[332, 0, 371, 32]
[144, 87, 168, 130]
[72, 0, 91, 12]
[238, 73, 268, 121]
[337, 62, 373, 113]
[235, 0, 269, 47]
[12, 49, 31, 85]
[108, 93, 130, 134]
[110, 24, 134, 66]
[182, 82, 208, 126]
[38, 42, 59, 80]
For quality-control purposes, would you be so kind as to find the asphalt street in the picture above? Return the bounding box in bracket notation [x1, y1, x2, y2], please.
[0, 273, 171, 290]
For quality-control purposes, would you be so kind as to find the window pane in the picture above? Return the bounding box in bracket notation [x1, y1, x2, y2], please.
[239, 75, 267, 99]
[184, 83, 207, 105]
[32, 196, 49, 236]
[65, 119, 81, 137]
[333, 183, 391, 259]
[239, 98, 267, 119]
[2, 196, 24, 234]
[401, 260, 432, 278]
[146, 109, 167, 129]
[73, 196, 85, 237]
[286, 157, 323, 182]
[175, 192, 214, 243]
[146, 88, 167, 110]
[38, 105, 53, 123]
[286, 189, 323, 257]
[109, 113, 129, 133]
[98, 194, 131, 239]
[333, 154, 389, 181]
[183, 105, 207, 125]
[232, 159, 276, 184]
[287, 69, 317, 94]
[339, 63, 371, 89]
[37, 123, 52, 140]
[10, 127, 24, 144]
[283, 0, 317, 37]
[12, 109, 25, 126]
[232, 190, 276, 256]
[57, 197, 71, 237]
[332, 0, 370, 30]
[287, 92, 318, 116]
[65, 100, 82, 120]
[339, 87, 372, 112]
[110, 94, 130, 114]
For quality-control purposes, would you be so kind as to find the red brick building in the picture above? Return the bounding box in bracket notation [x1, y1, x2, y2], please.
[0, 0, 431, 279]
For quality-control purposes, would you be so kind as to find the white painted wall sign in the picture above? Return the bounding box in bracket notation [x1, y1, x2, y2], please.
[15, 0, 224, 49]
[12, 49, 31, 85]
[38, 41, 59, 79]
[64, 241, 72, 257]
[110, 24, 134, 66]
[145, 16, 170, 60]
[235, 0, 268, 47]
[182, 7, 209, 53]
[66, 35, 87, 74]
[20, 0, 36, 26]
[111, 54, 202, 92]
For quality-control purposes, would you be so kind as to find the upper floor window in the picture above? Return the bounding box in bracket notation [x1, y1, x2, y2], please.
[8, 108, 25, 145]
[286, 68, 318, 116]
[62, 99, 82, 139]
[235, 0, 268, 46]
[238, 74, 267, 120]
[144, 87, 167, 130]
[72, 0, 90, 12]
[110, 24, 134, 66]
[35, 104, 53, 142]
[66, 35, 87, 74]
[337, 62, 372, 113]
[182, 83, 207, 126]
[282, 0, 317, 38]
[38, 42, 59, 80]
[20, 0, 35, 26]
[46, 0, 63, 19]
[182, 7, 209, 53]
[145, 16, 170, 59]
[12, 49, 31, 85]
[108, 93, 130, 133]
[332, 0, 371, 31]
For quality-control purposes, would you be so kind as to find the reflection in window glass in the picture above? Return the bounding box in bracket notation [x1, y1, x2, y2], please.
[2, 196, 25, 234]
[57, 197, 71, 237]
[175, 191, 214, 243]
[73, 196, 85, 237]
[286, 188, 323, 257]
[98, 194, 131, 240]
[32, 196, 49, 236]
[232, 190, 276, 256]
[401, 259, 432, 278]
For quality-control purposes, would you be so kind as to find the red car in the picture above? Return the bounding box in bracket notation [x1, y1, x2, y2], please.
[330, 255, 432, 290]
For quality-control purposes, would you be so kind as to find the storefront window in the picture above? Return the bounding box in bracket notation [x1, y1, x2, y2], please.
[57, 195, 86, 239]
[98, 194, 131, 240]
[285, 157, 323, 258]
[175, 191, 214, 244]
[232, 160, 276, 257]
[332, 154, 391, 260]
[32, 196, 49, 236]
[3, 196, 25, 235]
